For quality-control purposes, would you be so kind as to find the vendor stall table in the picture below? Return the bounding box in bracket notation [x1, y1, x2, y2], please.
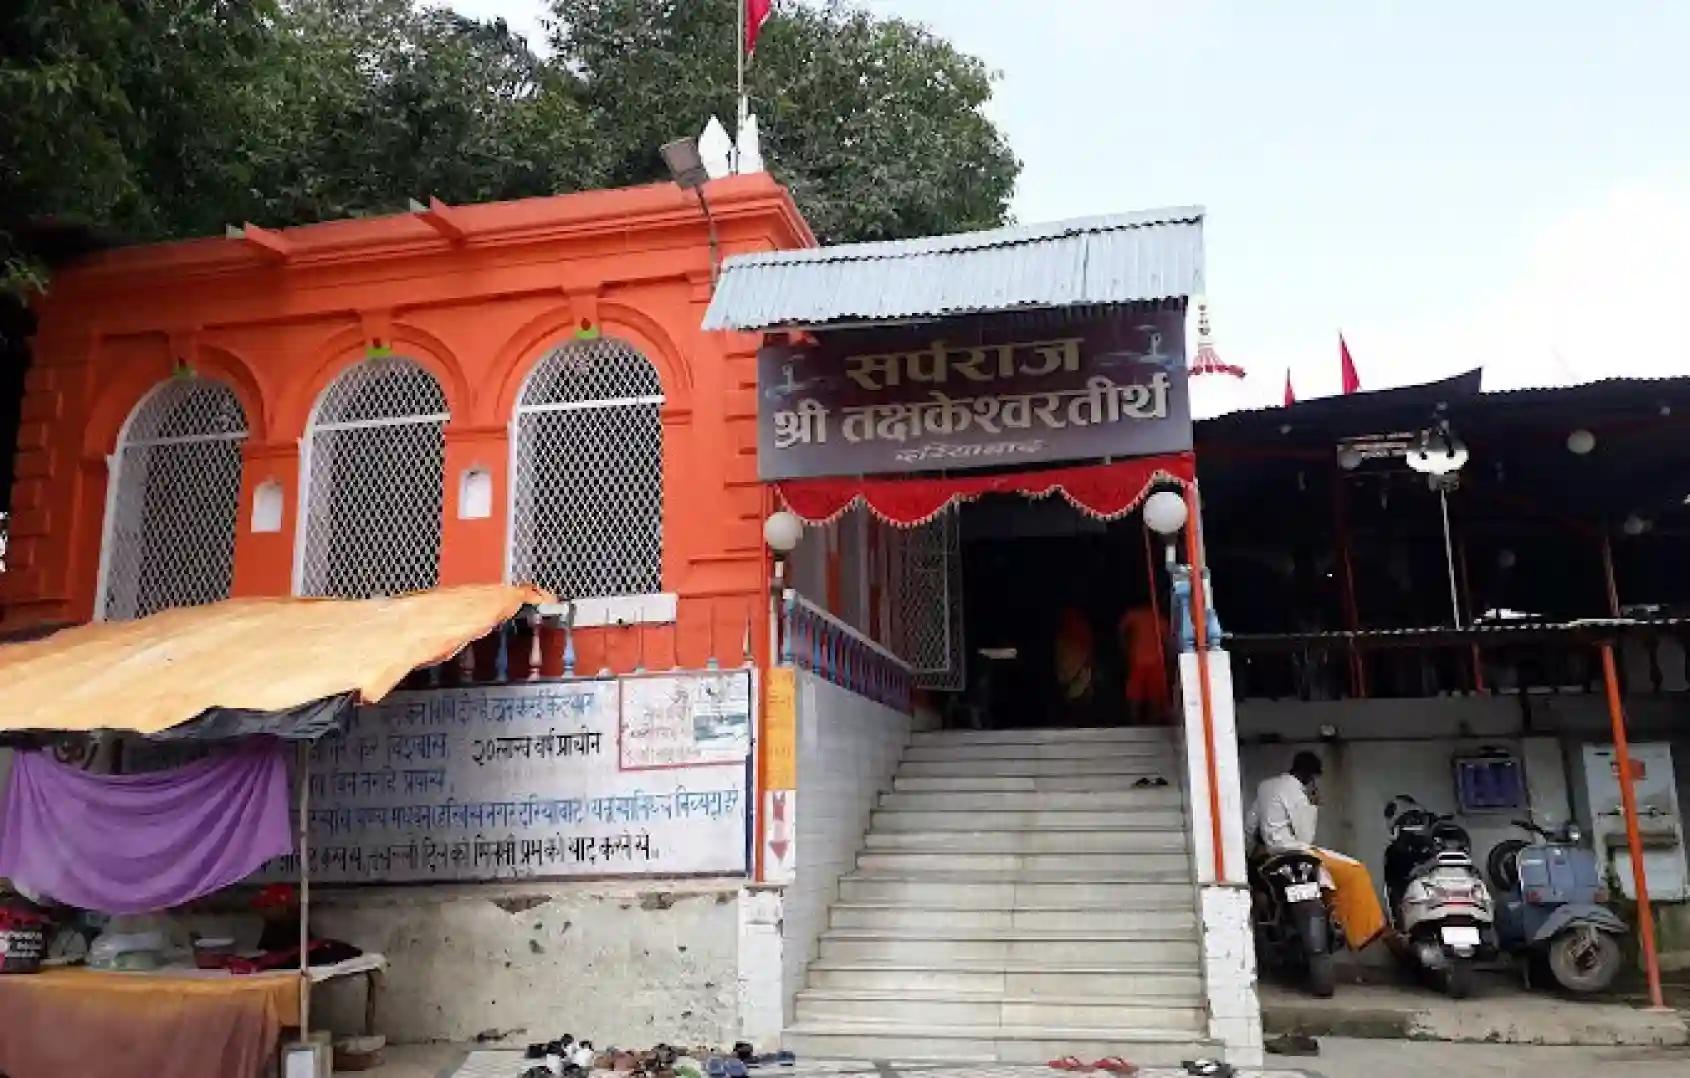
[0, 955, 386, 1078]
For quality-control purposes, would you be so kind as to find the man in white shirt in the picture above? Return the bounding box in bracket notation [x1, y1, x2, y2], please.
[1247, 751, 1386, 949]
[1246, 751, 1323, 852]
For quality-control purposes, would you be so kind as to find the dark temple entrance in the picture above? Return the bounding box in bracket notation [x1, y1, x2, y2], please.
[946, 494, 1168, 730]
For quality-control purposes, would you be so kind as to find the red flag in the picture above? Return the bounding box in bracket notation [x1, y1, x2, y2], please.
[1283, 370, 1296, 407]
[1340, 334, 1361, 394]
[746, 0, 774, 54]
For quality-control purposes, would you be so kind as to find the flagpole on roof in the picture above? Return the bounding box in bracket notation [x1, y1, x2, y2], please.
[735, 0, 745, 173]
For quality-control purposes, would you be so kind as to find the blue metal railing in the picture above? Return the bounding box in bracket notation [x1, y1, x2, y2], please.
[779, 590, 914, 713]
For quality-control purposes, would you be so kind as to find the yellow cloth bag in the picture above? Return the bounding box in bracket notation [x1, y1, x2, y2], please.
[1314, 846, 1388, 949]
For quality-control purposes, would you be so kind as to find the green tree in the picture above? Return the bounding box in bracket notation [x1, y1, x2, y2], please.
[237, 0, 601, 228]
[0, 1, 276, 293]
[2, 0, 1019, 293]
[550, 0, 1019, 244]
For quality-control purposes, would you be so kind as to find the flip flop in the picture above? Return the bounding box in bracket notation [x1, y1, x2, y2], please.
[1094, 1059, 1139, 1075]
[706, 1059, 729, 1078]
[726, 1061, 749, 1078]
[775, 1052, 796, 1068]
[1182, 1061, 1234, 1078]
[1047, 1057, 1091, 1071]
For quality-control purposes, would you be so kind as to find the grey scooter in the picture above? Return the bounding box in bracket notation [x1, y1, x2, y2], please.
[1487, 814, 1627, 994]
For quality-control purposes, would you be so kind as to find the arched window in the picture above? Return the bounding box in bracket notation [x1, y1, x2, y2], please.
[298, 356, 447, 598]
[509, 337, 665, 599]
[98, 377, 248, 620]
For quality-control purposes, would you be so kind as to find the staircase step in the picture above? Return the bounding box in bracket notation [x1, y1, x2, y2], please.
[782, 1022, 1215, 1064]
[895, 775, 1178, 792]
[880, 789, 1183, 812]
[818, 930, 1199, 966]
[830, 904, 1197, 933]
[904, 741, 1173, 762]
[912, 727, 1177, 746]
[873, 808, 1186, 830]
[838, 876, 1195, 908]
[795, 989, 1206, 1031]
[863, 829, 1186, 854]
[900, 756, 1178, 778]
[793, 724, 1203, 1062]
[857, 851, 1191, 876]
[806, 961, 1205, 998]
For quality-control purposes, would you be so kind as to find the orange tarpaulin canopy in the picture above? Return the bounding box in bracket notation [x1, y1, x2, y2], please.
[0, 585, 546, 736]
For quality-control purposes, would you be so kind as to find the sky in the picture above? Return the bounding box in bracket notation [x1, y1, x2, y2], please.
[452, 1, 1690, 411]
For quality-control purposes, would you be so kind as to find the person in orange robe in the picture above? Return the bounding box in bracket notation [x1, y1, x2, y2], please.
[1118, 604, 1171, 724]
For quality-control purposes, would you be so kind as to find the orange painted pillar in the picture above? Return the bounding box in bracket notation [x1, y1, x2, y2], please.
[231, 442, 301, 596]
[1600, 534, 1666, 1009]
[438, 427, 509, 586]
[1184, 481, 1228, 883]
[1599, 643, 1666, 1008]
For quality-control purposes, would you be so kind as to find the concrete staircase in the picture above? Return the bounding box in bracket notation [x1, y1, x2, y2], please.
[785, 726, 1212, 1063]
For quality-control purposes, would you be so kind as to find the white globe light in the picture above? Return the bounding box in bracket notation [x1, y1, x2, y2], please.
[1498, 548, 1517, 570]
[762, 510, 804, 554]
[1143, 490, 1188, 536]
[1406, 435, 1468, 476]
[1337, 445, 1364, 471]
[1567, 429, 1596, 455]
[1623, 514, 1648, 537]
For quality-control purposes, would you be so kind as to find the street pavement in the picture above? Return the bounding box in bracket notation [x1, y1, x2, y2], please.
[360, 1039, 1690, 1078]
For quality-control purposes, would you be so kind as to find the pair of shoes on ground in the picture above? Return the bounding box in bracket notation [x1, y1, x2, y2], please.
[705, 1049, 795, 1076]
[1047, 1056, 1138, 1074]
[1264, 1032, 1320, 1057]
[523, 1037, 596, 1077]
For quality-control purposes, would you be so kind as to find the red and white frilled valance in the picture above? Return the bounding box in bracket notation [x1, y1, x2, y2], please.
[775, 454, 1195, 528]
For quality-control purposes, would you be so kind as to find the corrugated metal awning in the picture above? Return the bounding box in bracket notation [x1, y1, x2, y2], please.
[0, 584, 546, 736]
[702, 208, 1205, 331]
[1227, 617, 1688, 651]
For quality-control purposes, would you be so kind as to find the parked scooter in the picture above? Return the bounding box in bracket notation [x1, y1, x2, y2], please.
[1487, 814, 1627, 994]
[1248, 849, 1342, 997]
[1383, 795, 1495, 998]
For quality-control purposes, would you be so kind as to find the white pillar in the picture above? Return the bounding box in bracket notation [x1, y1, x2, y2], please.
[1178, 649, 1262, 1066]
[736, 887, 785, 1049]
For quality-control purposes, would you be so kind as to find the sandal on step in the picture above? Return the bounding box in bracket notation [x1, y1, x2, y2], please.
[1047, 1057, 1091, 1071]
[1095, 1059, 1139, 1075]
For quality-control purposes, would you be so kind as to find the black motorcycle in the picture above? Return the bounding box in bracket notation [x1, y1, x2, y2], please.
[1249, 849, 1340, 997]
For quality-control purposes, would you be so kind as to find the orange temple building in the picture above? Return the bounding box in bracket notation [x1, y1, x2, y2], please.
[1, 176, 812, 674]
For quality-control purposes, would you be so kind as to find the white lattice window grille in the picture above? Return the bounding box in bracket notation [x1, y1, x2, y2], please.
[97, 377, 248, 621]
[509, 337, 665, 599]
[298, 356, 447, 598]
[886, 507, 966, 691]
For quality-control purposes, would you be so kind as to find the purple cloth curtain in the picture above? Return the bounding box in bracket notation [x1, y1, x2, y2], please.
[0, 740, 292, 914]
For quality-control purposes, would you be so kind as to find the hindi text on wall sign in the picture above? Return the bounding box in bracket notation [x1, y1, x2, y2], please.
[757, 310, 1191, 479]
[262, 673, 751, 884]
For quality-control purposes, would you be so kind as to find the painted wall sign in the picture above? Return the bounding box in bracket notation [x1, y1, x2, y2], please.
[757, 309, 1191, 480]
[762, 666, 797, 790]
[619, 671, 752, 770]
[263, 674, 750, 884]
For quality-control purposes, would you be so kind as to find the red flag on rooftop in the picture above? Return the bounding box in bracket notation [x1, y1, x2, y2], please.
[746, 0, 774, 54]
[1283, 370, 1296, 407]
[1340, 333, 1361, 395]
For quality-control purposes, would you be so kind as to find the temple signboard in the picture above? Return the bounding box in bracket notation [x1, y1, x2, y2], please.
[757, 308, 1191, 480]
